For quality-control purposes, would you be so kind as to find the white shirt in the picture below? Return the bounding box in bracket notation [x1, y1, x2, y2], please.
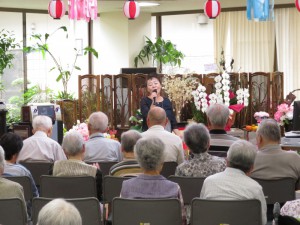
[142, 125, 184, 164]
[200, 167, 267, 225]
[17, 131, 66, 162]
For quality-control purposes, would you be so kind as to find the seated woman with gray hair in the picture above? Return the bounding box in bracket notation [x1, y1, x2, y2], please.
[37, 199, 82, 225]
[120, 136, 186, 224]
[51, 131, 102, 201]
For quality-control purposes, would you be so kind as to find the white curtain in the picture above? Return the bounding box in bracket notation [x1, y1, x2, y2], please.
[275, 8, 300, 97]
[226, 11, 275, 72]
[214, 12, 229, 69]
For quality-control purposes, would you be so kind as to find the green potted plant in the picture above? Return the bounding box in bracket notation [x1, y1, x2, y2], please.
[134, 36, 184, 73]
[24, 26, 98, 99]
[0, 29, 20, 99]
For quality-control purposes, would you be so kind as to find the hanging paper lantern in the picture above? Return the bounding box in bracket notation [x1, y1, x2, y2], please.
[123, 0, 140, 20]
[296, 0, 300, 12]
[204, 0, 221, 19]
[48, 0, 66, 19]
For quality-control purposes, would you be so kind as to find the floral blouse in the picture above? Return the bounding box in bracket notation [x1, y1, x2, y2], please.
[281, 199, 300, 220]
[175, 152, 226, 177]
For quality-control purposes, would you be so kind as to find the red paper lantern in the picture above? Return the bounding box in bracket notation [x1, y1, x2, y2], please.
[123, 0, 140, 20]
[48, 0, 66, 19]
[204, 0, 221, 19]
[296, 0, 300, 12]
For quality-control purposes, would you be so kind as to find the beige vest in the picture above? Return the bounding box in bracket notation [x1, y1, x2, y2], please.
[53, 160, 97, 177]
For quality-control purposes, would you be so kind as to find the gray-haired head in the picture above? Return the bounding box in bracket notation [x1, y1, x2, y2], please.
[256, 118, 281, 143]
[121, 130, 142, 153]
[135, 137, 165, 171]
[0, 146, 4, 174]
[227, 140, 257, 173]
[88, 112, 108, 133]
[37, 198, 82, 225]
[206, 104, 230, 128]
[184, 123, 210, 154]
[62, 131, 84, 156]
[32, 115, 52, 131]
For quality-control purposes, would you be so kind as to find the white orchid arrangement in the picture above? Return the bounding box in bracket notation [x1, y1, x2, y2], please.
[192, 72, 249, 113]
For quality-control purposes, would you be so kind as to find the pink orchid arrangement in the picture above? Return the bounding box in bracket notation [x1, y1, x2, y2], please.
[69, 122, 89, 141]
[274, 103, 293, 126]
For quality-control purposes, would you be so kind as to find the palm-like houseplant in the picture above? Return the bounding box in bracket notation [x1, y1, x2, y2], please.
[134, 36, 184, 73]
[0, 29, 20, 99]
[24, 26, 98, 99]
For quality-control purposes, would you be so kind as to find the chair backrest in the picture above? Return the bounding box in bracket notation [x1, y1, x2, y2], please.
[103, 176, 131, 203]
[168, 176, 205, 204]
[98, 161, 119, 177]
[160, 161, 178, 178]
[0, 198, 27, 225]
[112, 197, 182, 225]
[191, 198, 262, 225]
[208, 150, 227, 157]
[40, 175, 97, 198]
[253, 178, 296, 204]
[3, 176, 33, 202]
[32, 197, 101, 225]
[19, 161, 53, 187]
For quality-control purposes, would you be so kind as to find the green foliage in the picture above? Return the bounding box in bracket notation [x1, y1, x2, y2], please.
[24, 26, 98, 99]
[0, 29, 20, 97]
[6, 78, 55, 126]
[129, 109, 143, 132]
[191, 104, 206, 124]
[134, 36, 184, 72]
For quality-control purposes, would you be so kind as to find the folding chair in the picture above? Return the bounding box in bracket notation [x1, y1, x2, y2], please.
[102, 176, 131, 224]
[3, 176, 33, 202]
[253, 178, 296, 222]
[0, 198, 27, 225]
[40, 175, 97, 198]
[32, 197, 101, 225]
[19, 161, 53, 187]
[160, 161, 178, 178]
[87, 161, 118, 177]
[112, 197, 182, 225]
[168, 176, 205, 204]
[191, 198, 262, 225]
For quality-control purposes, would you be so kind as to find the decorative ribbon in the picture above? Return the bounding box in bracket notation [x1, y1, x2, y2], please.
[68, 0, 98, 22]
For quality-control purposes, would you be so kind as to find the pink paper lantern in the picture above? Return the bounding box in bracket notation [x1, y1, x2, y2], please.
[68, 0, 98, 22]
[48, 0, 66, 19]
[204, 0, 221, 19]
[296, 0, 300, 12]
[123, 0, 140, 20]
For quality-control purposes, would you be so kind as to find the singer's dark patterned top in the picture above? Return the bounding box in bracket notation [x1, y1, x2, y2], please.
[140, 96, 177, 132]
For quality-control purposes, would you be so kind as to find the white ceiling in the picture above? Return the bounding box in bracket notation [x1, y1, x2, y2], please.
[0, 0, 295, 13]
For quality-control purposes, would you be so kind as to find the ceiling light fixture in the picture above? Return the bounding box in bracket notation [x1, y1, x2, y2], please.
[139, 2, 160, 7]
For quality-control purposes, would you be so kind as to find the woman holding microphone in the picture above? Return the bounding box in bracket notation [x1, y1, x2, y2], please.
[140, 73, 181, 136]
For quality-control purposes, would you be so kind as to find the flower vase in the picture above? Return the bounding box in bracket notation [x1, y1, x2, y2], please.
[284, 121, 293, 133]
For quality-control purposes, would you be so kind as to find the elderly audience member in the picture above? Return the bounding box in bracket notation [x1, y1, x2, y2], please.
[120, 136, 186, 224]
[109, 130, 143, 177]
[0, 146, 27, 217]
[17, 115, 66, 162]
[176, 123, 226, 176]
[142, 107, 184, 165]
[206, 104, 239, 150]
[52, 131, 102, 201]
[37, 198, 82, 225]
[200, 140, 267, 225]
[0, 133, 39, 218]
[84, 112, 122, 162]
[251, 119, 300, 188]
[175, 124, 226, 224]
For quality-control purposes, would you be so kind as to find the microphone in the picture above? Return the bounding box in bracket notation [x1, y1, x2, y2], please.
[153, 89, 157, 104]
[273, 202, 280, 225]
